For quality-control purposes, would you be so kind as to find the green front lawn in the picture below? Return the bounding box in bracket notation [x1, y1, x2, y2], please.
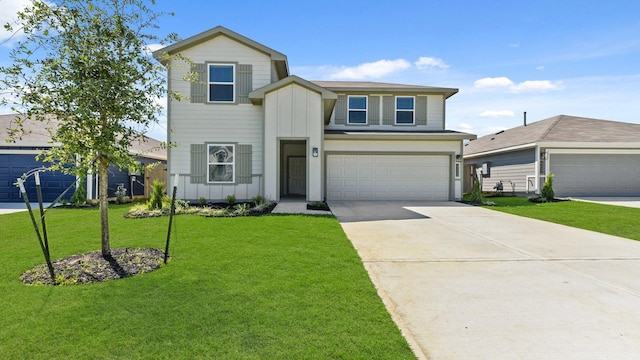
[0, 206, 414, 359]
[475, 196, 640, 241]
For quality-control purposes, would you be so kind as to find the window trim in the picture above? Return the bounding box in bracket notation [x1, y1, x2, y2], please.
[207, 143, 235, 184]
[207, 63, 236, 103]
[395, 96, 415, 125]
[347, 95, 368, 125]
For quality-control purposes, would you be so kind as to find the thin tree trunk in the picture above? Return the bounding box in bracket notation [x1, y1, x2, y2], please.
[99, 157, 111, 257]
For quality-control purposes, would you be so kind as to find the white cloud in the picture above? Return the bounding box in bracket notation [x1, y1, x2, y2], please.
[509, 80, 564, 93]
[473, 76, 563, 93]
[0, 0, 31, 44]
[144, 43, 164, 54]
[473, 77, 514, 88]
[453, 123, 474, 133]
[509, 42, 520, 48]
[414, 56, 449, 70]
[479, 110, 515, 118]
[328, 59, 411, 80]
[536, 65, 545, 70]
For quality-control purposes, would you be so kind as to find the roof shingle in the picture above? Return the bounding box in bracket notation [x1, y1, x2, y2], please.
[464, 115, 640, 156]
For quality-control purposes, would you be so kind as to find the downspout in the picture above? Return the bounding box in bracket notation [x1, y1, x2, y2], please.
[534, 145, 540, 194]
[544, 149, 551, 182]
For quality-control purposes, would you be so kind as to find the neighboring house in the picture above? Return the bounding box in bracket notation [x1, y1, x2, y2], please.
[463, 115, 640, 197]
[154, 26, 475, 202]
[0, 113, 167, 202]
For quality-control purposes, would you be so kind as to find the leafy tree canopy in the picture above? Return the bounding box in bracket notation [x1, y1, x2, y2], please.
[1, 0, 178, 176]
[0, 0, 182, 257]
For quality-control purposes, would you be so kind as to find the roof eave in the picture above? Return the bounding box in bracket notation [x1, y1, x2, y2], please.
[320, 86, 457, 98]
[325, 131, 476, 141]
[464, 143, 538, 158]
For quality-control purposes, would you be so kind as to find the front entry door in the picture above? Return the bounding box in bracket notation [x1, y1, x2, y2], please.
[287, 157, 306, 195]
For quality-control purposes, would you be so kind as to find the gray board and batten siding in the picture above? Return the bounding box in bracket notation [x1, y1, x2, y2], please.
[465, 149, 536, 193]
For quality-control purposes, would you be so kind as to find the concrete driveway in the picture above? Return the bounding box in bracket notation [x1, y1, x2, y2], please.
[330, 201, 640, 359]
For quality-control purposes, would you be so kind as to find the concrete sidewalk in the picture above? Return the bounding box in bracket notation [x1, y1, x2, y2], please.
[0, 202, 53, 215]
[330, 201, 640, 359]
[271, 200, 332, 215]
[572, 197, 640, 209]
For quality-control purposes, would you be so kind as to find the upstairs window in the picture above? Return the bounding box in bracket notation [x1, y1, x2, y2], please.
[208, 64, 235, 102]
[395, 96, 415, 125]
[208, 144, 235, 183]
[348, 95, 367, 124]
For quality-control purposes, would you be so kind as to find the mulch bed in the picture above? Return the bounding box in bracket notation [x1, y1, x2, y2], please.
[21, 248, 167, 286]
[307, 202, 330, 211]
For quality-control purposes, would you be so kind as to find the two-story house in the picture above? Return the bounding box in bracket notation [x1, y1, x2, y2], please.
[154, 26, 475, 202]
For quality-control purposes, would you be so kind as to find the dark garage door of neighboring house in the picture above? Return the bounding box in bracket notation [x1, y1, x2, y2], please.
[550, 154, 640, 197]
[0, 154, 76, 202]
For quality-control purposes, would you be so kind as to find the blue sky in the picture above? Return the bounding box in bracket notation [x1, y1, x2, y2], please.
[2, 0, 640, 141]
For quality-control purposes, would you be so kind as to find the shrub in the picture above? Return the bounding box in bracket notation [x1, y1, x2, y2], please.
[252, 201, 272, 213]
[226, 194, 236, 205]
[126, 203, 165, 218]
[147, 180, 165, 210]
[541, 173, 555, 202]
[174, 199, 190, 212]
[70, 176, 87, 206]
[252, 194, 265, 205]
[469, 176, 482, 204]
[234, 203, 250, 216]
[198, 207, 231, 217]
[198, 197, 207, 206]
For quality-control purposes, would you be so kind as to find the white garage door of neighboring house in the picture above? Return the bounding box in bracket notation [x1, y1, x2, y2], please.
[550, 154, 640, 196]
[326, 154, 450, 200]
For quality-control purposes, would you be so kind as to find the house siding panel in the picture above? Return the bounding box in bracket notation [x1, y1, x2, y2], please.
[465, 149, 536, 192]
[426, 95, 444, 130]
[325, 93, 450, 132]
[167, 34, 269, 200]
[263, 83, 323, 201]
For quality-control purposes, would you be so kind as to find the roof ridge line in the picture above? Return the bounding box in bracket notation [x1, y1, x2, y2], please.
[538, 115, 563, 141]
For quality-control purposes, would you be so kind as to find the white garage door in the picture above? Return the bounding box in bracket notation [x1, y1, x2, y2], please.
[326, 154, 450, 200]
[550, 154, 640, 196]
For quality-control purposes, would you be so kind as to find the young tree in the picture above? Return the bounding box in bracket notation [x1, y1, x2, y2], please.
[1, 0, 179, 257]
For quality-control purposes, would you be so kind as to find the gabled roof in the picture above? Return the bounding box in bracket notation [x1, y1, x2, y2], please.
[249, 75, 337, 124]
[312, 81, 458, 98]
[464, 115, 640, 156]
[0, 114, 167, 160]
[152, 25, 289, 79]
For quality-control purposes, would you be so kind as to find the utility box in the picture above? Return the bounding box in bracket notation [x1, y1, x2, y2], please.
[481, 162, 490, 177]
